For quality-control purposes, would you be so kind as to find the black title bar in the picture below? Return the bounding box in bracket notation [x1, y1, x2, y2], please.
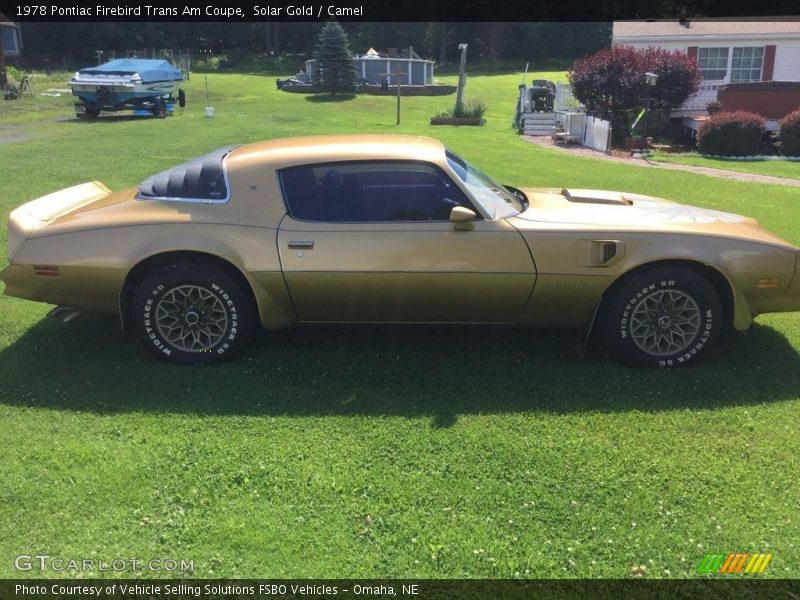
[2, 579, 799, 600]
[3, 0, 800, 22]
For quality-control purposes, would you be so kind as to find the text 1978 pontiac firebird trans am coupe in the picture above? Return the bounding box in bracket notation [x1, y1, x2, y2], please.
[3, 135, 800, 366]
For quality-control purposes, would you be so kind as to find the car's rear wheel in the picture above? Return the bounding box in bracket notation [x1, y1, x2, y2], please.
[600, 266, 723, 367]
[132, 263, 253, 364]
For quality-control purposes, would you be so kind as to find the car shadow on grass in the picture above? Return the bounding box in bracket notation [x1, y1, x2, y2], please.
[0, 315, 798, 424]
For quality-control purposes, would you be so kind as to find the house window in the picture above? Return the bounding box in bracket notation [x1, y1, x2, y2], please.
[731, 47, 764, 82]
[697, 47, 729, 80]
[1, 27, 20, 55]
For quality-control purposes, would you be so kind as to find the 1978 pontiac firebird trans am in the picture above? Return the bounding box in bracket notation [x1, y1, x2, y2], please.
[3, 135, 800, 367]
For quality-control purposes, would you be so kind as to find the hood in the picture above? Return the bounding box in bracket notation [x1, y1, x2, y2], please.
[509, 188, 796, 249]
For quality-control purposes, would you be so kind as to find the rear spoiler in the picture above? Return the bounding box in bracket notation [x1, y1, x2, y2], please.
[6, 181, 111, 260]
[17, 181, 112, 222]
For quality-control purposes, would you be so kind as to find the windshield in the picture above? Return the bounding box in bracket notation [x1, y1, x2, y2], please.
[446, 150, 523, 219]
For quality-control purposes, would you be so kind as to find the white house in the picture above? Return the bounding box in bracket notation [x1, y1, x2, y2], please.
[612, 19, 800, 122]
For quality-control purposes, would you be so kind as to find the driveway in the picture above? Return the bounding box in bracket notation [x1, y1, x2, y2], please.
[523, 135, 800, 188]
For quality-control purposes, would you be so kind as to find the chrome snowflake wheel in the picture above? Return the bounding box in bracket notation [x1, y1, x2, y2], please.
[628, 289, 701, 356]
[154, 284, 229, 353]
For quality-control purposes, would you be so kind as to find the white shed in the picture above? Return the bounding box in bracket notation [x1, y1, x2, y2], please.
[0, 13, 22, 57]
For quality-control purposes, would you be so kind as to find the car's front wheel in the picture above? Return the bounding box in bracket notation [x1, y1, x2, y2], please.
[600, 266, 723, 367]
[132, 263, 254, 365]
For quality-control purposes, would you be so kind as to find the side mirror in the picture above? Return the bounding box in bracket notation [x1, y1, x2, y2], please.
[450, 206, 476, 231]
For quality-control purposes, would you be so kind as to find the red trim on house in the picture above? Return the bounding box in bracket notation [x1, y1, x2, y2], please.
[687, 46, 698, 62]
[762, 45, 776, 81]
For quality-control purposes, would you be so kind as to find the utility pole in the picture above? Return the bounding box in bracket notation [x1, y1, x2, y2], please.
[455, 43, 468, 113]
[386, 70, 403, 125]
[0, 22, 11, 88]
[396, 75, 401, 124]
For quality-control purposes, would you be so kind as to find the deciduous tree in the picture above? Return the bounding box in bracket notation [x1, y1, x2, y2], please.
[569, 46, 700, 115]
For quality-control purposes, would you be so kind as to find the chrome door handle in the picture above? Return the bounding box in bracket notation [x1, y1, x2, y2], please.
[288, 240, 315, 249]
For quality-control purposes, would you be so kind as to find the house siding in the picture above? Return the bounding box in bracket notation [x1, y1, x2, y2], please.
[614, 40, 688, 52]
[772, 39, 800, 81]
[614, 37, 800, 83]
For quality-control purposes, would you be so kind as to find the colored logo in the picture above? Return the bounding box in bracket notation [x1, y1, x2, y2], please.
[697, 553, 772, 575]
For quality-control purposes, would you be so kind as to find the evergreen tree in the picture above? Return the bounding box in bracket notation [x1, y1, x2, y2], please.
[312, 22, 358, 94]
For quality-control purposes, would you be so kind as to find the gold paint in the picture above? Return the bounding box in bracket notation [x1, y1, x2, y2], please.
[1, 135, 799, 334]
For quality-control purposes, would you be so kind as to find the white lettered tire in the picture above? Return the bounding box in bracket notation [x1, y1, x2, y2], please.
[600, 267, 723, 367]
[132, 263, 254, 365]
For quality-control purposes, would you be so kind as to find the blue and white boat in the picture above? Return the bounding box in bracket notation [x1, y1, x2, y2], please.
[69, 59, 185, 118]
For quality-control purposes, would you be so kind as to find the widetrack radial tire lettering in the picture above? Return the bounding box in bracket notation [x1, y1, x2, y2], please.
[600, 267, 723, 368]
[132, 263, 254, 365]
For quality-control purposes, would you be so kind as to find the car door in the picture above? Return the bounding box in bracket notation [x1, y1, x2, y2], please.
[276, 160, 536, 323]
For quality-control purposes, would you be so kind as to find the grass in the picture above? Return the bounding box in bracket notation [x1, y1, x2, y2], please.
[650, 152, 800, 181]
[1, 69, 800, 580]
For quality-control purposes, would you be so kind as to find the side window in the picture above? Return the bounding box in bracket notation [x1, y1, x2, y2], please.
[279, 160, 477, 222]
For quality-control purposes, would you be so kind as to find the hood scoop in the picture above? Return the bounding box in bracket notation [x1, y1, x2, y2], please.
[562, 188, 633, 206]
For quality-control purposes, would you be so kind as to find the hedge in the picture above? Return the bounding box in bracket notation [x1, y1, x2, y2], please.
[780, 109, 800, 157]
[697, 111, 766, 157]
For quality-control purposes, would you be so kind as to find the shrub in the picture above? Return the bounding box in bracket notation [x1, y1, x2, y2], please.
[779, 109, 800, 157]
[5, 65, 22, 85]
[194, 55, 221, 70]
[453, 98, 487, 119]
[697, 111, 766, 156]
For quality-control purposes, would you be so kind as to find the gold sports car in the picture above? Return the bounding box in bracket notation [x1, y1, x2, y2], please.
[3, 135, 800, 367]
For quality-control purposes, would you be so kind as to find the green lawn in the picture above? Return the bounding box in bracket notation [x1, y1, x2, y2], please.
[1, 69, 799, 580]
[651, 151, 800, 181]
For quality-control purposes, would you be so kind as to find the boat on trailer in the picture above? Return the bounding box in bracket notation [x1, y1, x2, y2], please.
[69, 59, 185, 118]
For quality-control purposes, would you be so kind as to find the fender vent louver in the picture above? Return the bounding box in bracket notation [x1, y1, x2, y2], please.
[578, 240, 625, 268]
[601, 243, 617, 263]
